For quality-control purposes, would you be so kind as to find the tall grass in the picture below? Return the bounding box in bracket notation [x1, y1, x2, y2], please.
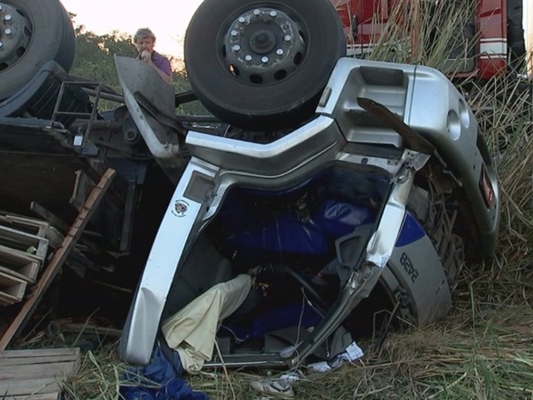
[58, 1, 533, 398]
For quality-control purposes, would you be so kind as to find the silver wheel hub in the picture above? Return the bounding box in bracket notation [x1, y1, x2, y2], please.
[0, 2, 31, 70]
[223, 7, 306, 85]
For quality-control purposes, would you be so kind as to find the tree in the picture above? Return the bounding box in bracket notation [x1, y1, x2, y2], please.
[70, 25, 137, 91]
[69, 22, 207, 115]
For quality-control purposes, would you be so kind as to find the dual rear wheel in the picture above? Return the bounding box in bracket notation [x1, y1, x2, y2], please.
[184, 0, 346, 131]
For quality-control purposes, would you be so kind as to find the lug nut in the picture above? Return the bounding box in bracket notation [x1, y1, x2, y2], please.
[0, 5, 3, 12]
[0, 41, 3, 49]
[244, 55, 252, 62]
[269, 10, 277, 17]
[5, 28, 12, 35]
[284, 35, 292, 42]
[232, 44, 241, 52]
[238, 16, 246, 24]
[261, 56, 269, 63]
[276, 49, 284, 56]
[253, 9, 261, 16]
[230, 30, 239, 37]
[4, 14, 12, 22]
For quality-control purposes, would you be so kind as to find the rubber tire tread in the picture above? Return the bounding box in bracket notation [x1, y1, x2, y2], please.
[185, 0, 346, 131]
[0, 0, 76, 100]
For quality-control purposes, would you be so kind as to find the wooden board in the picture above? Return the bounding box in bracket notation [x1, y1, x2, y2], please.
[4, 394, 59, 400]
[0, 226, 49, 261]
[0, 347, 79, 359]
[0, 266, 34, 285]
[0, 215, 49, 237]
[0, 379, 62, 396]
[0, 361, 77, 380]
[5, 393, 59, 400]
[0, 348, 80, 396]
[0, 215, 63, 250]
[0, 271, 26, 306]
[0, 244, 40, 282]
[0, 168, 116, 350]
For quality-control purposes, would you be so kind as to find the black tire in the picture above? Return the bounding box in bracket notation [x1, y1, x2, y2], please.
[0, 0, 76, 101]
[506, 0, 526, 72]
[0, 61, 89, 127]
[184, 0, 346, 131]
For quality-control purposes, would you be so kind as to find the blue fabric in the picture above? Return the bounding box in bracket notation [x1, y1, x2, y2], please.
[120, 344, 208, 400]
[310, 199, 376, 237]
[227, 211, 330, 256]
[221, 300, 323, 342]
[224, 200, 375, 261]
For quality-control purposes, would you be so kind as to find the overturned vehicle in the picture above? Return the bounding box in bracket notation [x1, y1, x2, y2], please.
[0, 0, 499, 371]
[118, 0, 499, 370]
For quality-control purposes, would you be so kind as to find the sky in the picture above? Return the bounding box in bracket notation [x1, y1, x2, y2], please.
[60, 0, 204, 58]
[61, 0, 531, 65]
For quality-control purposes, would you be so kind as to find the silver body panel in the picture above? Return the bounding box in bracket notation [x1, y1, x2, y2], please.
[119, 57, 499, 365]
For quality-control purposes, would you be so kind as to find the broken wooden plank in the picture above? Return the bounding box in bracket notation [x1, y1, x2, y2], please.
[0, 378, 62, 395]
[29, 203, 70, 233]
[70, 170, 95, 212]
[0, 353, 78, 367]
[0, 244, 40, 282]
[0, 348, 80, 397]
[0, 271, 27, 305]
[0, 215, 49, 237]
[0, 216, 64, 249]
[0, 266, 34, 285]
[30, 202, 101, 251]
[0, 226, 49, 261]
[4, 393, 60, 400]
[0, 168, 116, 350]
[0, 294, 16, 306]
[0, 361, 78, 380]
[0, 347, 79, 362]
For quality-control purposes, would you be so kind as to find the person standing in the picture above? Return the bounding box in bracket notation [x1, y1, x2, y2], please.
[134, 28, 172, 84]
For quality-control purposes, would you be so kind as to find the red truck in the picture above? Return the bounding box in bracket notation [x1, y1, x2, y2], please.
[334, 0, 526, 80]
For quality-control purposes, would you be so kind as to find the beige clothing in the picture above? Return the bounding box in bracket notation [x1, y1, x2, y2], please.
[161, 274, 252, 373]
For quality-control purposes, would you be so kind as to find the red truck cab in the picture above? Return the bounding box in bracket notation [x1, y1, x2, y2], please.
[333, 0, 524, 80]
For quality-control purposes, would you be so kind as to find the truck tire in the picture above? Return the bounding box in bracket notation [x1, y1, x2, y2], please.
[184, 0, 346, 131]
[507, 0, 526, 72]
[0, 0, 75, 101]
[0, 61, 89, 128]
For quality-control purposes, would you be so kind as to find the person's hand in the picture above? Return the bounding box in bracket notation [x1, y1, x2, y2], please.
[141, 50, 151, 62]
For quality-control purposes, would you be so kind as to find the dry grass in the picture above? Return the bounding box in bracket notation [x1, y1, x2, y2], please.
[62, 80, 533, 400]
[61, 1, 533, 398]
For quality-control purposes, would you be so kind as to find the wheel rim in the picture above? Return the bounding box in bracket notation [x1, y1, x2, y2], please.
[219, 7, 308, 86]
[0, 2, 32, 71]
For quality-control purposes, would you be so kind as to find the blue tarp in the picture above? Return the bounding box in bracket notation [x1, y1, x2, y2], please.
[120, 344, 208, 400]
[223, 199, 375, 262]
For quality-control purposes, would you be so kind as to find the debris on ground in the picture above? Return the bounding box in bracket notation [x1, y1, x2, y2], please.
[0, 347, 81, 398]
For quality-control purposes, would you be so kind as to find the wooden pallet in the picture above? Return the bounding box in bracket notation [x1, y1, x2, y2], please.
[0, 225, 49, 262]
[0, 347, 80, 398]
[0, 230, 47, 306]
[0, 244, 40, 283]
[0, 214, 58, 305]
[0, 215, 63, 249]
[0, 215, 49, 237]
[0, 271, 26, 306]
[0, 168, 116, 350]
